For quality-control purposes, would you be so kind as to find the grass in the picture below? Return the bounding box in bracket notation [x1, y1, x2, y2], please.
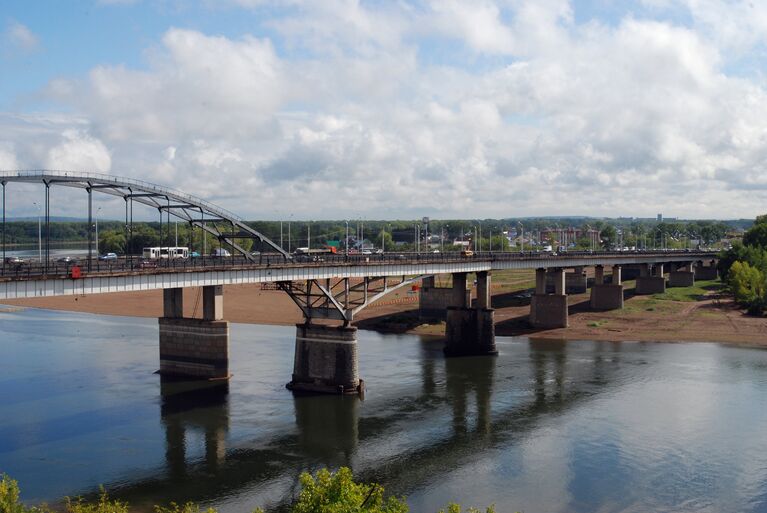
[651, 279, 723, 302]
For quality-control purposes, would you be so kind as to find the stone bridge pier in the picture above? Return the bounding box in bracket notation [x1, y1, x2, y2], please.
[590, 265, 624, 310]
[530, 268, 568, 328]
[159, 285, 230, 380]
[669, 262, 696, 287]
[635, 263, 666, 294]
[288, 323, 361, 395]
[444, 272, 497, 356]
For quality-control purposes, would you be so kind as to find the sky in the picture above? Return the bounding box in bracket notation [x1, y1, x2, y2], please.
[1, 0, 767, 221]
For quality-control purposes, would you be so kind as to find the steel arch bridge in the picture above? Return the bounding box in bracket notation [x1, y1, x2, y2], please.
[0, 170, 291, 266]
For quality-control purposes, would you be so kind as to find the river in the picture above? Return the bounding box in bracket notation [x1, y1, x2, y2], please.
[1, 308, 767, 512]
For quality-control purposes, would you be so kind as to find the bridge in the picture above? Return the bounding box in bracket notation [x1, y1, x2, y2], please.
[0, 171, 719, 394]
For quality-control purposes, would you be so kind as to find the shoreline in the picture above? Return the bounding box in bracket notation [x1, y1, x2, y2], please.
[2, 279, 766, 348]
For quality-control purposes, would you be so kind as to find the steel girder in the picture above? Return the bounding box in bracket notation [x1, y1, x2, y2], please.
[278, 275, 431, 324]
[0, 170, 291, 261]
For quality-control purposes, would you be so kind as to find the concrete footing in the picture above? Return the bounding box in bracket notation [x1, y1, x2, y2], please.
[529, 294, 568, 329]
[159, 317, 230, 379]
[668, 271, 695, 287]
[635, 276, 666, 295]
[444, 307, 497, 356]
[590, 284, 624, 310]
[695, 265, 718, 280]
[287, 324, 363, 395]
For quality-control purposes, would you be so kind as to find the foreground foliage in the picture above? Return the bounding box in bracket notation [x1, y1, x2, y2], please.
[720, 215, 767, 315]
[1, 470, 502, 513]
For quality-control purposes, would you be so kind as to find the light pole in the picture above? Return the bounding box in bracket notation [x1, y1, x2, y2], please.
[95, 206, 102, 255]
[32, 201, 41, 263]
[288, 214, 292, 253]
[345, 220, 349, 256]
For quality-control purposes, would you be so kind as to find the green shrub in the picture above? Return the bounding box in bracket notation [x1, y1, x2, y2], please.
[292, 467, 407, 513]
[2, 469, 498, 513]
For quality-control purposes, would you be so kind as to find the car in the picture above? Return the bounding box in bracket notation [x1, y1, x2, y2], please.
[189, 251, 201, 258]
[98, 252, 118, 261]
[4, 256, 23, 265]
[461, 249, 474, 258]
[210, 248, 231, 257]
[57, 256, 78, 264]
[361, 250, 372, 255]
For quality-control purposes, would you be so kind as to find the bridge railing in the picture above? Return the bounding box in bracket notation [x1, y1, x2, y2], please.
[0, 249, 719, 280]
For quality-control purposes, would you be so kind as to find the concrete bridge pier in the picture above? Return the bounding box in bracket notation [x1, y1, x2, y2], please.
[445, 272, 497, 356]
[159, 285, 230, 379]
[420, 275, 470, 320]
[287, 323, 362, 395]
[566, 267, 588, 294]
[669, 263, 696, 287]
[635, 263, 666, 295]
[695, 261, 719, 280]
[590, 265, 624, 310]
[530, 268, 568, 329]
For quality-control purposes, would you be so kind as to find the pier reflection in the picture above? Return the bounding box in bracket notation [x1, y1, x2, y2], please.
[102, 339, 628, 510]
[160, 376, 230, 480]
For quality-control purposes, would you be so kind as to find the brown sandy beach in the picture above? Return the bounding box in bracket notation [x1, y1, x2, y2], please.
[3, 270, 766, 347]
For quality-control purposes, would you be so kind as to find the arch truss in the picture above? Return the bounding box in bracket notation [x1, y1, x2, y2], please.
[0, 170, 290, 268]
[278, 274, 431, 324]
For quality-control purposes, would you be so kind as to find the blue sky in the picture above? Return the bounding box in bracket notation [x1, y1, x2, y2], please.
[2, 0, 767, 220]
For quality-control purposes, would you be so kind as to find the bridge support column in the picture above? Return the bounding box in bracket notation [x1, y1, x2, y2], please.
[287, 323, 362, 395]
[445, 271, 496, 356]
[590, 265, 624, 310]
[695, 262, 718, 280]
[530, 268, 568, 329]
[565, 267, 587, 294]
[159, 286, 230, 379]
[635, 264, 666, 295]
[669, 264, 695, 287]
[420, 275, 468, 320]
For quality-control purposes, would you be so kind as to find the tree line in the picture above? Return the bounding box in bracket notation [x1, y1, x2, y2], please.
[0, 217, 738, 255]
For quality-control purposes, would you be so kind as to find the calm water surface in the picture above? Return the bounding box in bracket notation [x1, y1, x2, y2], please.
[2, 308, 767, 512]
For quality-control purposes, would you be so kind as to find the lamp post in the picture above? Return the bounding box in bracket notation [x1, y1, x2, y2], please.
[32, 201, 41, 263]
[345, 220, 349, 256]
[95, 206, 102, 256]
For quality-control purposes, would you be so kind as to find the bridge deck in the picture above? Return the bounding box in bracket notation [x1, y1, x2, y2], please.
[0, 251, 716, 299]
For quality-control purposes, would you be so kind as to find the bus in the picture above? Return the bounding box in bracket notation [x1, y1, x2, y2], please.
[142, 247, 189, 259]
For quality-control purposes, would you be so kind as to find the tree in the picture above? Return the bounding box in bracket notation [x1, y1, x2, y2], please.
[743, 222, 767, 248]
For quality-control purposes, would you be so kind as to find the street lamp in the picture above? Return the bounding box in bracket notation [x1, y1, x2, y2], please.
[95, 206, 102, 256]
[345, 220, 349, 256]
[32, 201, 41, 263]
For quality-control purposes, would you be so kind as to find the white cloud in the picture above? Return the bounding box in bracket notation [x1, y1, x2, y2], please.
[45, 130, 112, 173]
[3, 0, 767, 219]
[3, 20, 40, 56]
[0, 142, 19, 170]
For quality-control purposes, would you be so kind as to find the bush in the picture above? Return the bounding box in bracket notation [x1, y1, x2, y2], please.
[1, 469, 498, 513]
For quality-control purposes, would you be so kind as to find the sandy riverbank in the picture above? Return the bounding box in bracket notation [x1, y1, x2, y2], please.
[3, 276, 766, 347]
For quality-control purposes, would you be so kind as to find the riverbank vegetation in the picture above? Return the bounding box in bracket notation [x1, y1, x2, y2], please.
[720, 215, 767, 315]
[0, 469, 499, 513]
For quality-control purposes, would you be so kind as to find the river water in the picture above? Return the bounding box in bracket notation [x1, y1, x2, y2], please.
[2, 308, 767, 513]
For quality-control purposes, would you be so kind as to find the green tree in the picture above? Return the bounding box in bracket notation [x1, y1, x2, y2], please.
[728, 260, 766, 314]
[292, 468, 408, 513]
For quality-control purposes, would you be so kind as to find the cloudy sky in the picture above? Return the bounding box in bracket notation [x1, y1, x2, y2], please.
[1, 0, 766, 220]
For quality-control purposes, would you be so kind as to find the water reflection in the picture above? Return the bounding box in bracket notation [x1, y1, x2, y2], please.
[160, 377, 230, 479]
[4, 313, 767, 513]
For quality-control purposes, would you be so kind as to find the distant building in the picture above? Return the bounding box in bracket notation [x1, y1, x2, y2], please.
[657, 213, 663, 222]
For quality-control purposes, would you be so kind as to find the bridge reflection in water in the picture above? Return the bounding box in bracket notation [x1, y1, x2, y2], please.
[103, 338, 624, 511]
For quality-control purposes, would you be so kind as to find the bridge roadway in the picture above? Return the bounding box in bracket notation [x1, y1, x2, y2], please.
[0, 250, 716, 299]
